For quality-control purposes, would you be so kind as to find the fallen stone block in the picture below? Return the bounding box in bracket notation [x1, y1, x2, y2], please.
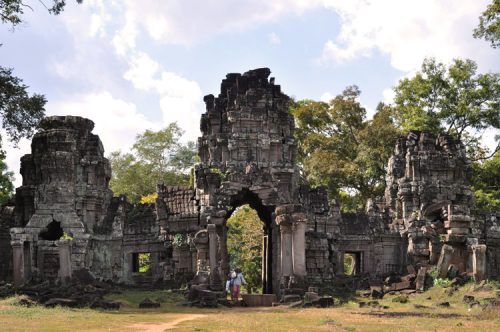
[436, 301, 450, 308]
[370, 286, 384, 299]
[139, 298, 161, 308]
[45, 298, 78, 308]
[318, 296, 334, 308]
[283, 294, 301, 303]
[462, 295, 475, 304]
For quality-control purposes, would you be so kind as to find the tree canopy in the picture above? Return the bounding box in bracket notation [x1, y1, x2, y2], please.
[292, 87, 400, 211]
[109, 123, 198, 202]
[473, 0, 500, 48]
[1, 0, 82, 27]
[393, 58, 499, 159]
[471, 152, 500, 212]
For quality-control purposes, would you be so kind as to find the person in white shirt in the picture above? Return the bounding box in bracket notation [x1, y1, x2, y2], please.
[232, 268, 246, 301]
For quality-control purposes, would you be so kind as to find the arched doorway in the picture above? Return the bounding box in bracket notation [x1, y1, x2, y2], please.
[226, 205, 264, 293]
[224, 188, 275, 294]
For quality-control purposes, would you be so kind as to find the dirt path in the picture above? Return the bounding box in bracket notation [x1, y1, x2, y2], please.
[128, 314, 206, 332]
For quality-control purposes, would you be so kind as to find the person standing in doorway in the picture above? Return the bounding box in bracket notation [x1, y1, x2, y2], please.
[232, 268, 246, 301]
[225, 273, 234, 300]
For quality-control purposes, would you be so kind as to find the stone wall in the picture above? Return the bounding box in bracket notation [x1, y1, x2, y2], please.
[385, 132, 474, 270]
[472, 211, 500, 279]
[6, 116, 165, 285]
[0, 203, 15, 281]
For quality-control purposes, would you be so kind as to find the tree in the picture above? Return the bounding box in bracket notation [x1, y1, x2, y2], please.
[393, 58, 499, 159]
[0, 67, 46, 144]
[292, 87, 400, 211]
[471, 151, 500, 212]
[0, 150, 14, 204]
[473, 0, 500, 48]
[226, 205, 263, 294]
[0, 63, 47, 202]
[109, 124, 198, 202]
[1, 0, 82, 27]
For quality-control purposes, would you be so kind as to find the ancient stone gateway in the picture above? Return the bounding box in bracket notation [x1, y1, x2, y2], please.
[158, 68, 309, 294]
[2, 67, 499, 298]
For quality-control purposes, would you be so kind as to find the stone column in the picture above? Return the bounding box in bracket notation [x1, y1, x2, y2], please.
[277, 219, 293, 278]
[207, 224, 221, 289]
[437, 244, 454, 278]
[208, 224, 217, 274]
[472, 244, 486, 282]
[292, 213, 306, 277]
[58, 240, 72, 283]
[11, 242, 24, 287]
[276, 206, 294, 279]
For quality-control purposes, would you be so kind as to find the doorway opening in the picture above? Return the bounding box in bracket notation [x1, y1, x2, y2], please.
[132, 252, 151, 273]
[226, 188, 274, 294]
[344, 252, 363, 276]
[227, 204, 264, 294]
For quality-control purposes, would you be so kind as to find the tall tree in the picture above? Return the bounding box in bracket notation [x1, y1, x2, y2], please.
[292, 87, 400, 211]
[109, 124, 198, 202]
[473, 0, 500, 48]
[393, 58, 499, 159]
[0, 67, 46, 144]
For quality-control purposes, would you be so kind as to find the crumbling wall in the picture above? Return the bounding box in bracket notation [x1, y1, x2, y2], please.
[11, 116, 113, 274]
[385, 132, 475, 272]
[298, 186, 339, 285]
[472, 211, 500, 279]
[0, 204, 15, 281]
[156, 185, 200, 285]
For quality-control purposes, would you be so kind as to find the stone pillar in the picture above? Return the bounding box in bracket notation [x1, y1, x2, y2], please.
[207, 224, 221, 289]
[11, 242, 24, 287]
[279, 222, 293, 277]
[193, 229, 209, 275]
[292, 213, 306, 277]
[58, 240, 72, 283]
[472, 244, 486, 282]
[208, 224, 217, 274]
[437, 244, 454, 278]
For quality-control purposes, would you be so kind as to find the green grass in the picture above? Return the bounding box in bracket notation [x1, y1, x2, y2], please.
[0, 282, 498, 332]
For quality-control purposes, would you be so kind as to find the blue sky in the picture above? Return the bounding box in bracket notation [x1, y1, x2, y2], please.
[1, 0, 498, 185]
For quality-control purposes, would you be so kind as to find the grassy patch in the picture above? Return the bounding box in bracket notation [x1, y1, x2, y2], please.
[0, 284, 498, 331]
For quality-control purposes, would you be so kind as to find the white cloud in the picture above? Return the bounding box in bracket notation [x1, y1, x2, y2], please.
[318, 0, 496, 72]
[123, 52, 204, 142]
[269, 32, 281, 45]
[111, 0, 321, 47]
[123, 52, 162, 91]
[382, 88, 395, 104]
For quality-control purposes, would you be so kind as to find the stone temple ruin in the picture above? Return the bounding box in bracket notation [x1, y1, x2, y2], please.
[0, 68, 499, 299]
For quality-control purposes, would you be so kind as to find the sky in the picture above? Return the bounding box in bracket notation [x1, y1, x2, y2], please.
[1, 0, 498, 186]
